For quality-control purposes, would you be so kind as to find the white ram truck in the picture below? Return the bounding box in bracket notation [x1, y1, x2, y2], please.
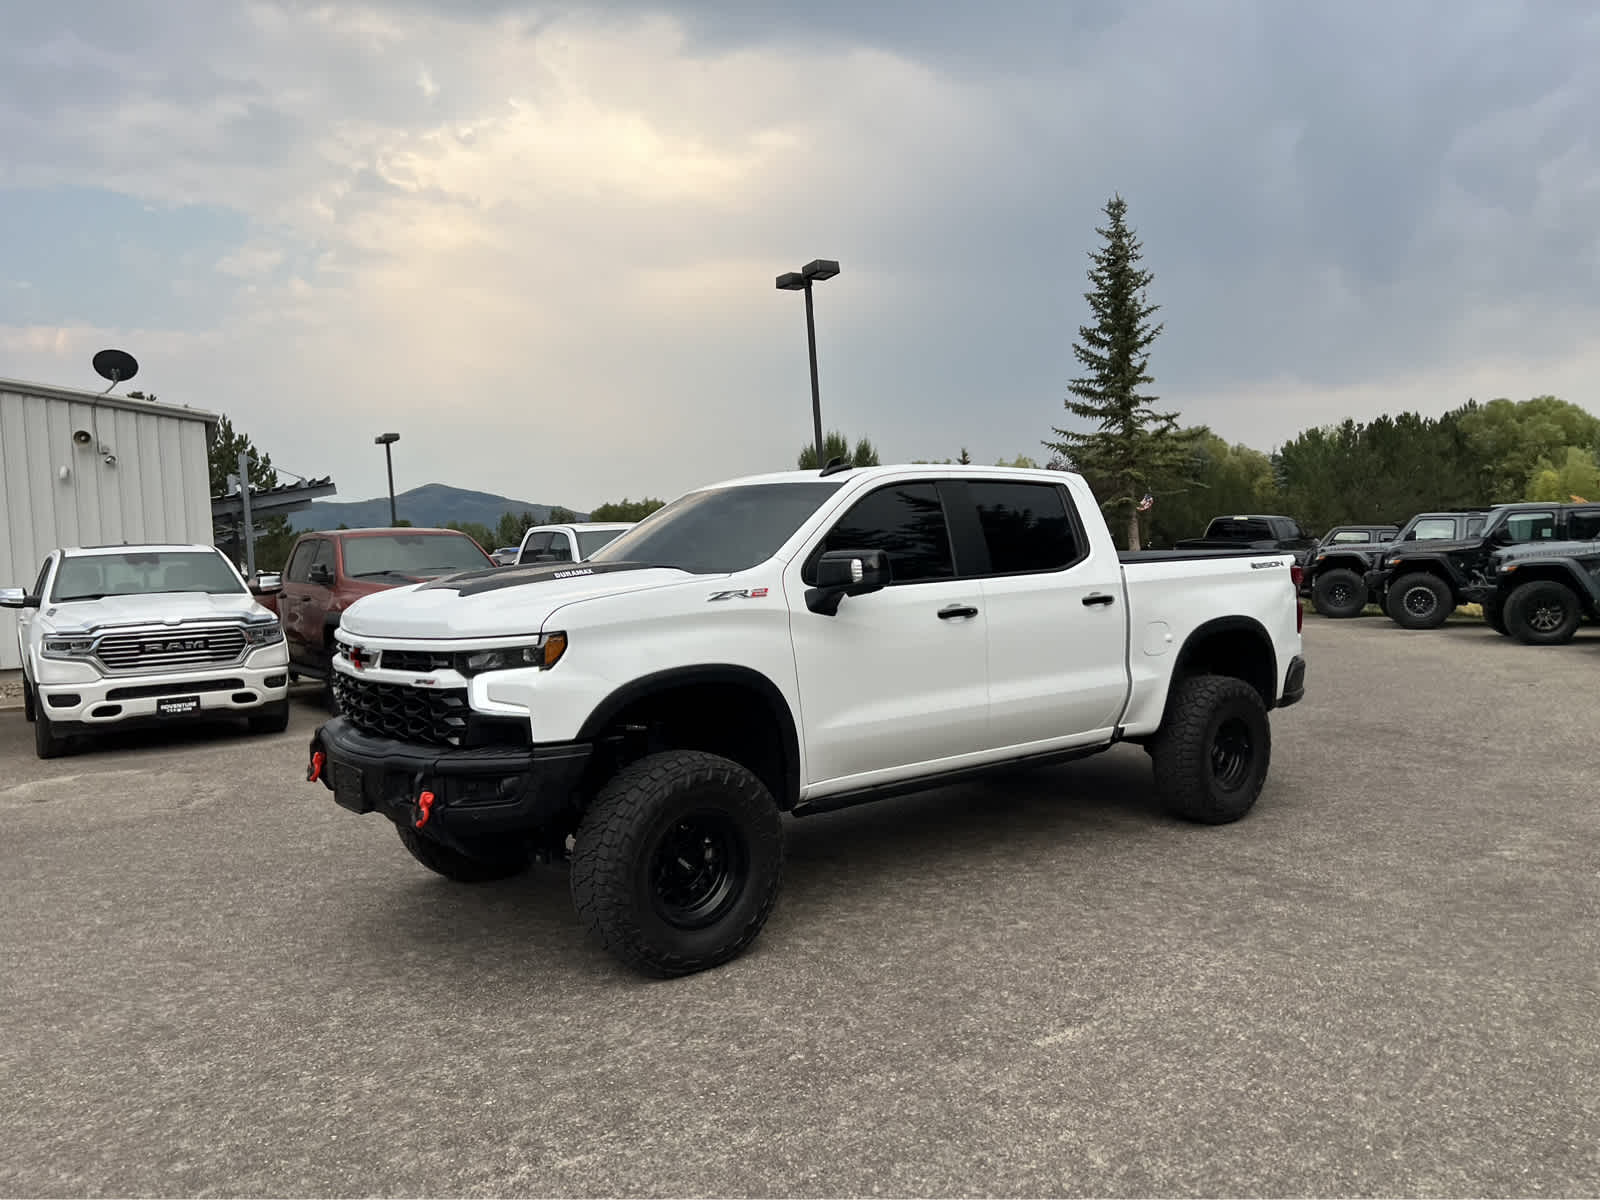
[307, 464, 1307, 976]
[3, 543, 290, 759]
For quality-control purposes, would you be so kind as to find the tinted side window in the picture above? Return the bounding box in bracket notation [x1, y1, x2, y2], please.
[309, 540, 337, 578]
[285, 541, 316, 583]
[1330, 530, 1368, 544]
[1567, 511, 1600, 540]
[1411, 518, 1457, 540]
[970, 482, 1081, 574]
[1503, 512, 1555, 541]
[813, 484, 954, 584]
[520, 532, 552, 562]
[547, 535, 575, 562]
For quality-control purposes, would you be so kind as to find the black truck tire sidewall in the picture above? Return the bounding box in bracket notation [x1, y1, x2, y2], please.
[396, 825, 533, 883]
[1483, 594, 1509, 635]
[23, 678, 36, 722]
[1386, 572, 1452, 629]
[571, 749, 784, 978]
[1151, 674, 1271, 825]
[1505, 579, 1581, 645]
[34, 704, 65, 759]
[1311, 567, 1367, 618]
[250, 698, 291, 734]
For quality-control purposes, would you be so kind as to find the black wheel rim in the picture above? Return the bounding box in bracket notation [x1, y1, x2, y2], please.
[1210, 717, 1254, 791]
[650, 808, 747, 930]
[1403, 586, 1437, 617]
[1328, 582, 1352, 607]
[1528, 601, 1566, 633]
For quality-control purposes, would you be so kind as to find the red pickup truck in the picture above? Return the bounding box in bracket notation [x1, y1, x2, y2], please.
[259, 527, 494, 706]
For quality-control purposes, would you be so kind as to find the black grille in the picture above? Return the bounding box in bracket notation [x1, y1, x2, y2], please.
[380, 648, 457, 673]
[332, 675, 470, 746]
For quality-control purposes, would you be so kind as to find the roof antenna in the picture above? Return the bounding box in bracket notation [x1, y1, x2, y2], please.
[92, 348, 140, 395]
[819, 456, 852, 477]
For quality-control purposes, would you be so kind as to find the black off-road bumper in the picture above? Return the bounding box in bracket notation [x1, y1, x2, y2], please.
[307, 716, 590, 848]
[1278, 655, 1307, 709]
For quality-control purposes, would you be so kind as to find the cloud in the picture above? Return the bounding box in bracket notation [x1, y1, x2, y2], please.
[1, 0, 1598, 510]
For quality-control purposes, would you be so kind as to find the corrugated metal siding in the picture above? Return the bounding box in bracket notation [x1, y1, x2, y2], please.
[0, 382, 215, 671]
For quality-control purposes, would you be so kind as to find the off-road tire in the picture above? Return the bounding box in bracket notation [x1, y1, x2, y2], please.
[1150, 674, 1271, 825]
[248, 698, 291, 734]
[1311, 568, 1367, 618]
[1482, 595, 1509, 636]
[1504, 579, 1582, 646]
[1385, 571, 1453, 630]
[571, 749, 784, 978]
[34, 705, 66, 759]
[23, 679, 36, 722]
[396, 825, 533, 883]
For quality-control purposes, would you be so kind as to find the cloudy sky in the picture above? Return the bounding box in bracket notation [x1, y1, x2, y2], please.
[2, 1, 1597, 511]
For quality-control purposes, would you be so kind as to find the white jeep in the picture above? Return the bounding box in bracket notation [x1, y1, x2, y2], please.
[3, 543, 290, 759]
[308, 464, 1307, 975]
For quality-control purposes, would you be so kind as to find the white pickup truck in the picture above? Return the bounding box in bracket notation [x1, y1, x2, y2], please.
[3, 543, 290, 759]
[307, 464, 1307, 976]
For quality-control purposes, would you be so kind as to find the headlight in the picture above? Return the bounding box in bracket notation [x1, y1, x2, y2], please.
[42, 636, 96, 659]
[461, 632, 567, 675]
[243, 622, 285, 646]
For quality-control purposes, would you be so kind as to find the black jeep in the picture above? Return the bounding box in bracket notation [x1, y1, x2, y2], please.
[1304, 510, 1487, 619]
[1463, 539, 1600, 644]
[1369, 502, 1600, 630]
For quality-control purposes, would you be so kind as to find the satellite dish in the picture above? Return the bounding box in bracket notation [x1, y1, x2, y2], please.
[92, 348, 139, 393]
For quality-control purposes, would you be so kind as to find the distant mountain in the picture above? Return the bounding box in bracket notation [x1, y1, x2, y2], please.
[292, 483, 584, 534]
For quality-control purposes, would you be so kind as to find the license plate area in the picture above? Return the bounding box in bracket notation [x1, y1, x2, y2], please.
[156, 694, 201, 717]
[331, 761, 375, 814]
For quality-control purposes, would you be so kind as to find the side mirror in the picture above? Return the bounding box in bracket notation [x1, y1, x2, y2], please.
[250, 580, 282, 596]
[806, 549, 891, 616]
[0, 587, 39, 609]
[309, 565, 335, 586]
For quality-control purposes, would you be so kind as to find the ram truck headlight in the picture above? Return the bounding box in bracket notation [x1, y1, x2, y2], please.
[461, 632, 567, 675]
[42, 636, 96, 659]
[242, 622, 285, 646]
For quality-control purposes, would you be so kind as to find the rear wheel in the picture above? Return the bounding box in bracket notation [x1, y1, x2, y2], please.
[1504, 579, 1582, 646]
[1310, 568, 1367, 618]
[1149, 674, 1271, 825]
[1385, 571, 1453, 629]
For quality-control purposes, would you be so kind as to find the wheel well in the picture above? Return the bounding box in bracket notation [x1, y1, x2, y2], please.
[1171, 619, 1277, 710]
[1314, 556, 1367, 577]
[1505, 568, 1594, 612]
[580, 669, 800, 809]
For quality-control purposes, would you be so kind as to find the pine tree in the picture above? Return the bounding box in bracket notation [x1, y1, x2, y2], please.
[1043, 195, 1196, 550]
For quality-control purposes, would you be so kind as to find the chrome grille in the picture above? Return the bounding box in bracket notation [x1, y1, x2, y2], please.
[332, 674, 470, 746]
[94, 624, 248, 674]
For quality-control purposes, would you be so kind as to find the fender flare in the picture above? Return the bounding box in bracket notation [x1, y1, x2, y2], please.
[1166, 615, 1280, 710]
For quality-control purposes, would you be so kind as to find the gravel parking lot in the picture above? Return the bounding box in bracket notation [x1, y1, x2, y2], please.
[2, 618, 1597, 1198]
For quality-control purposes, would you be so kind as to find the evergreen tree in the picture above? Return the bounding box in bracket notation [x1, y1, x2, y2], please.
[207, 414, 297, 572]
[798, 431, 880, 470]
[1043, 195, 1196, 550]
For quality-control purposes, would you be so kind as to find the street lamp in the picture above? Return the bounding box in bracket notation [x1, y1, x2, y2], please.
[775, 258, 840, 468]
[374, 432, 400, 525]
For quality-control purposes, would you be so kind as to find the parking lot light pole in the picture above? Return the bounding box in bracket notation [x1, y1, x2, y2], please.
[374, 432, 400, 525]
[776, 259, 840, 468]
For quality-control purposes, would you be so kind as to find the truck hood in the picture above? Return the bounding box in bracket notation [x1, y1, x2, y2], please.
[338, 560, 715, 640]
[41, 590, 270, 634]
[1492, 539, 1598, 563]
[1387, 539, 1478, 558]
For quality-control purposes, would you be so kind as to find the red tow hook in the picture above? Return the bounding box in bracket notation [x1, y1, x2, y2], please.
[415, 790, 436, 830]
[307, 750, 325, 783]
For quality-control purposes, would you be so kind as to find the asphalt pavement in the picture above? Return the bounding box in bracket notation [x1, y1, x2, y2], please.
[2, 618, 1597, 1197]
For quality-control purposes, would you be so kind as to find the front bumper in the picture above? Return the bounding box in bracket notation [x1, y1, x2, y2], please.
[34, 655, 289, 728]
[1278, 655, 1307, 709]
[308, 716, 592, 846]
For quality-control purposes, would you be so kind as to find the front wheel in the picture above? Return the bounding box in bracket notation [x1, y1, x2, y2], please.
[22, 678, 36, 723]
[248, 699, 291, 734]
[1150, 674, 1271, 825]
[1482, 595, 1509, 636]
[34, 705, 67, 760]
[396, 826, 533, 883]
[1311, 568, 1367, 618]
[1504, 579, 1582, 645]
[1385, 571, 1453, 630]
[571, 750, 784, 977]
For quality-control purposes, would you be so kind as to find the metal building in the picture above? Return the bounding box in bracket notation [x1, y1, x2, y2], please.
[0, 376, 218, 670]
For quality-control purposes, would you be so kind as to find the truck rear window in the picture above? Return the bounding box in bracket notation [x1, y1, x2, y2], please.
[1205, 519, 1273, 540]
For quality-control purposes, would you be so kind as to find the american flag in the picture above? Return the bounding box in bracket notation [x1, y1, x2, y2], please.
[1136, 492, 1154, 512]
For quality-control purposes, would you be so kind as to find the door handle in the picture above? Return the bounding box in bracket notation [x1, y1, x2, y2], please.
[938, 604, 979, 620]
[1082, 593, 1116, 607]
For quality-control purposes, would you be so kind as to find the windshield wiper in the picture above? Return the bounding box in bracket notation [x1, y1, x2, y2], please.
[350, 569, 425, 580]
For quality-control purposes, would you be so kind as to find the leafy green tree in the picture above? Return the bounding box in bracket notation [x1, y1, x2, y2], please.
[1457, 395, 1600, 501]
[798, 431, 880, 470]
[446, 520, 496, 549]
[995, 454, 1040, 468]
[1525, 446, 1600, 502]
[547, 506, 579, 525]
[495, 510, 540, 547]
[1145, 430, 1280, 547]
[589, 498, 665, 522]
[1044, 195, 1197, 550]
[207, 414, 298, 572]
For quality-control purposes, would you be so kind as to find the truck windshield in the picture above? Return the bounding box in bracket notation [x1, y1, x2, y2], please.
[588, 482, 845, 574]
[343, 533, 491, 578]
[52, 551, 245, 601]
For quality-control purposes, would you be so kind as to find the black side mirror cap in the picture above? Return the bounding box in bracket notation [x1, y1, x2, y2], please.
[806, 549, 891, 615]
